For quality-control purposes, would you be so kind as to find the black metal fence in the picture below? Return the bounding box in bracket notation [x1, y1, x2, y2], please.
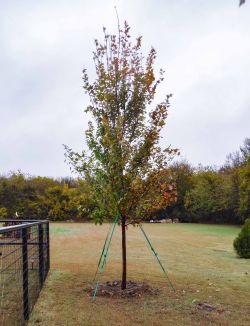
[0, 220, 50, 326]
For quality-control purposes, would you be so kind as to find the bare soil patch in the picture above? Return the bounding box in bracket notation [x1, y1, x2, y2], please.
[88, 280, 160, 298]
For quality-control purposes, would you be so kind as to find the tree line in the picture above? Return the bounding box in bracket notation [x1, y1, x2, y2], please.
[160, 138, 250, 224]
[0, 175, 94, 221]
[0, 138, 249, 224]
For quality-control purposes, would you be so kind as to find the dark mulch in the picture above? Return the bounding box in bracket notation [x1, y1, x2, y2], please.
[195, 302, 226, 314]
[87, 280, 160, 298]
[197, 302, 216, 312]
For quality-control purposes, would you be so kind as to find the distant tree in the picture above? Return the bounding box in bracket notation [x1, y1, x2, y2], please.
[239, 0, 246, 6]
[223, 138, 250, 170]
[240, 138, 250, 163]
[43, 184, 81, 221]
[58, 177, 77, 188]
[184, 169, 230, 223]
[239, 157, 250, 220]
[76, 179, 96, 220]
[184, 170, 216, 222]
[0, 172, 29, 218]
[65, 22, 178, 289]
[165, 161, 193, 221]
[218, 138, 250, 223]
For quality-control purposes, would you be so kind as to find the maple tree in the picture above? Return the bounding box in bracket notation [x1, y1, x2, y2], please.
[65, 21, 178, 289]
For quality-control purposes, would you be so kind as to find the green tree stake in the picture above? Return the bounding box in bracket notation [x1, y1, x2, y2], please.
[93, 222, 113, 281]
[139, 224, 175, 292]
[92, 213, 119, 300]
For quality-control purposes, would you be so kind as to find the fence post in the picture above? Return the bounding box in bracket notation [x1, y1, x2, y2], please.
[38, 224, 44, 288]
[22, 227, 29, 321]
[46, 222, 50, 274]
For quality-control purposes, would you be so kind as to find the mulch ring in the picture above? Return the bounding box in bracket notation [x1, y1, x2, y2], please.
[87, 280, 160, 298]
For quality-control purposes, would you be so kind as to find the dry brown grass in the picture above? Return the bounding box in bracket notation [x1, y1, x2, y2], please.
[29, 223, 250, 326]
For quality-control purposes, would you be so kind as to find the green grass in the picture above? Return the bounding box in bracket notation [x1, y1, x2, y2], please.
[168, 223, 240, 236]
[29, 223, 250, 326]
[50, 226, 81, 233]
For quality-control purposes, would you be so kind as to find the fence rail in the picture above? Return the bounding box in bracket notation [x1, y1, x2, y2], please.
[0, 220, 50, 326]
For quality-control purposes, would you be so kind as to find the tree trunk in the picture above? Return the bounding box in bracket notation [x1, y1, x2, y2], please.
[121, 215, 127, 290]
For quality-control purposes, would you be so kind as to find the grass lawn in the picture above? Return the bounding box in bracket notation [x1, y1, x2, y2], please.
[29, 223, 250, 326]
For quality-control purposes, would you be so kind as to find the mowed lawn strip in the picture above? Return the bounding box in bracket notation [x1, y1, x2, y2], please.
[29, 223, 250, 326]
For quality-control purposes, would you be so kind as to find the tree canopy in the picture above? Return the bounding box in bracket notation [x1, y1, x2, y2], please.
[65, 22, 178, 225]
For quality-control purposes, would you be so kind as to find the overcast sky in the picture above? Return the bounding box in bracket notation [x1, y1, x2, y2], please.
[0, 0, 249, 177]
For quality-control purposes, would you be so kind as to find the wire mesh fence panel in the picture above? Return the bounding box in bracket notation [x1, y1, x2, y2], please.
[0, 220, 50, 326]
[0, 233, 23, 326]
